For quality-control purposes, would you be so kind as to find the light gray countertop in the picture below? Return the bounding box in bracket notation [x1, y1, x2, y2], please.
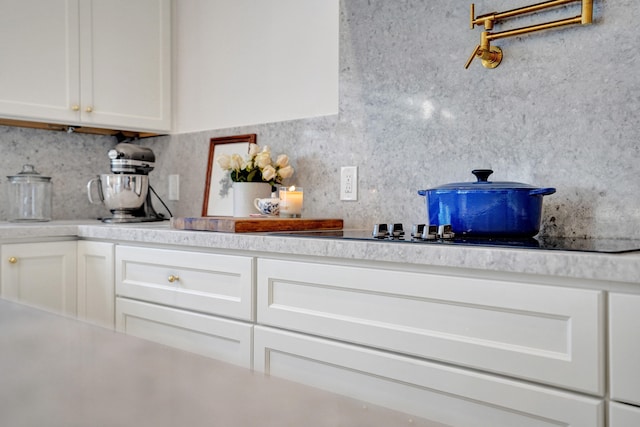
[1, 220, 639, 285]
[0, 299, 446, 427]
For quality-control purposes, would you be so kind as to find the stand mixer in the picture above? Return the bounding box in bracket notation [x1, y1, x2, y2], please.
[87, 143, 166, 223]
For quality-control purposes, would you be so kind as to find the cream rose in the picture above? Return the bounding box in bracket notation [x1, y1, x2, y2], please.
[217, 154, 231, 170]
[275, 154, 289, 168]
[229, 153, 244, 170]
[255, 151, 272, 169]
[261, 165, 277, 182]
[248, 143, 260, 157]
[278, 165, 294, 179]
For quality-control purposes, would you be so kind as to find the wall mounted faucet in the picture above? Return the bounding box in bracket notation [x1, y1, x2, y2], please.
[465, 0, 594, 69]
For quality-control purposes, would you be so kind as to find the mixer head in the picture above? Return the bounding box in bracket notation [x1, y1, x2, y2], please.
[108, 143, 156, 174]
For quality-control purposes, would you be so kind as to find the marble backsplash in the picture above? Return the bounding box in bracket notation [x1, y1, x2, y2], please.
[1, 0, 639, 239]
[0, 126, 118, 221]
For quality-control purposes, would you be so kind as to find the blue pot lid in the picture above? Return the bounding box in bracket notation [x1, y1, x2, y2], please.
[420, 170, 552, 192]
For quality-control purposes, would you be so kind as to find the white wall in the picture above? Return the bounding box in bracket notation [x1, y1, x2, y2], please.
[173, 0, 339, 133]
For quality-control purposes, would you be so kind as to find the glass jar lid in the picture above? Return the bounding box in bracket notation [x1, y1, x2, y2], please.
[7, 164, 52, 183]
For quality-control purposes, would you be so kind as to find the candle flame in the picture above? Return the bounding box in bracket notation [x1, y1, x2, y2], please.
[288, 185, 296, 191]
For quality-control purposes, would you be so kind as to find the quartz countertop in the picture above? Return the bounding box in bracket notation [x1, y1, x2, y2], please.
[0, 299, 445, 427]
[1, 220, 639, 285]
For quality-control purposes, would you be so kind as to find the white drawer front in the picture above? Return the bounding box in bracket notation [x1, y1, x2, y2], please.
[609, 402, 640, 427]
[116, 246, 253, 320]
[257, 258, 604, 394]
[254, 326, 604, 427]
[116, 298, 253, 369]
[609, 293, 640, 406]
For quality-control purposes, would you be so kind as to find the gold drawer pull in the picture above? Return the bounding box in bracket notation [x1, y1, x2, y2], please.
[168, 275, 180, 283]
[8, 257, 17, 264]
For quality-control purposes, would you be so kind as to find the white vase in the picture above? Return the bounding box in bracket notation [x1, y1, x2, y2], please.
[233, 182, 271, 217]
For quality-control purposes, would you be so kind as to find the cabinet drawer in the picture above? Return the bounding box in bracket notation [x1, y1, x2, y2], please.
[609, 293, 640, 405]
[116, 298, 252, 369]
[254, 326, 604, 427]
[257, 259, 604, 394]
[609, 402, 640, 427]
[116, 246, 253, 320]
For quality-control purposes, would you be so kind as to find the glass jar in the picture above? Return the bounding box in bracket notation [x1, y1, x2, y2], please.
[7, 164, 52, 222]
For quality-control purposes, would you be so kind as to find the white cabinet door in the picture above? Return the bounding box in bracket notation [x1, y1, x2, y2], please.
[77, 241, 114, 329]
[254, 326, 604, 427]
[116, 298, 253, 369]
[1, 241, 77, 316]
[79, 0, 171, 132]
[0, 0, 80, 124]
[0, 0, 170, 133]
[609, 293, 640, 406]
[257, 258, 604, 395]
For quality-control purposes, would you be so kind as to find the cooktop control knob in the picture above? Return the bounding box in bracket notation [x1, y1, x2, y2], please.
[372, 224, 389, 239]
[423, 225, 438, 240]
[438, 224, 455, 239]
[411, 224, 425, 239]
[388, 223, 404, 239]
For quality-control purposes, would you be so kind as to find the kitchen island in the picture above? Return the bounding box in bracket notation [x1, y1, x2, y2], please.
[0, 299, 444, 427]
[2, 220, 639, 426]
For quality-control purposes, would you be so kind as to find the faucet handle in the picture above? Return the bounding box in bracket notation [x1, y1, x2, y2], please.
[464, 45, 481, 69]
[465, 44, 502, 69]
[469, 4, 476, 29]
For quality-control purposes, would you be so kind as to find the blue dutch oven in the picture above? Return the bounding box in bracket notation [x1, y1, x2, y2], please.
[418, 169, 556, 237]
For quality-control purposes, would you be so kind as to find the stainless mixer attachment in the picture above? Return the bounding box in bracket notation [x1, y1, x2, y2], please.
[108, 143, 156, 174]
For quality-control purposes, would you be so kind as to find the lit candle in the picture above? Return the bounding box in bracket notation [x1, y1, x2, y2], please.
[279, 186, 304, 218]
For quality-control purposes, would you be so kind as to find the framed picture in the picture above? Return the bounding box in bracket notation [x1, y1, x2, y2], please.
[202, 134, 257, 216]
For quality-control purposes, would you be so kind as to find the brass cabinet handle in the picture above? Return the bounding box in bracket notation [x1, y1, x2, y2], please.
[8, 257, 17, 264]
[85, 106, 93, 113]
[71, 105, 80, 111]
[168, 275, 180, 283]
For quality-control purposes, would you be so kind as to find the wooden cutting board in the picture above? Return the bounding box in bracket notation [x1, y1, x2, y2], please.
[170, 216, 343, 233]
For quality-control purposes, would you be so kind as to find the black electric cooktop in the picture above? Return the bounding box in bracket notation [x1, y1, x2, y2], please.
[272, 229, 640, 254]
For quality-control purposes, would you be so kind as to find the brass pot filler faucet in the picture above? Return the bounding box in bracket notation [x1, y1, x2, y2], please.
[465, 0, 594, 69]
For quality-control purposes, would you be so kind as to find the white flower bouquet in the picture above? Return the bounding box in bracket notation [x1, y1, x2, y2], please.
[217, 144, 294, 190]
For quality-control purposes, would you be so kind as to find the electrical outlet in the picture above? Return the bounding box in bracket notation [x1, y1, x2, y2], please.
[168, 174, 180, 201]
[340, 166, 357, 201]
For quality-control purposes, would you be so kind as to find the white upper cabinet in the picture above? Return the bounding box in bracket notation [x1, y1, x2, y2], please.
[174, 0, 339, 132]
[0, 0, 80, 124]
[79, 0, 171, 132]
[0, 0, 171, 133]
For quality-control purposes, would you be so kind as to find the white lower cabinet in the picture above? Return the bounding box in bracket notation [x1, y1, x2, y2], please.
[1, 240, 77, 316]
[254, 326, 604, 427]
[77, 241, 114, 329]
[256, 257, 606, 426]
[608, 292, 640, 427]
[609, 402, 640, 427]
[116, 298, 252, 368]
[609, 293, 640, 406]
[257, 258, 604, 395]
[116, 245, 253, 320]
[114, 245, 254, 368]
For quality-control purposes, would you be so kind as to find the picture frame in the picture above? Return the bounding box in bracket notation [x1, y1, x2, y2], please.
[202, 134, 257, 216]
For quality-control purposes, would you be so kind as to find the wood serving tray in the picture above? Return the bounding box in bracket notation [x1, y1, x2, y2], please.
[170, 216, 343, 233]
